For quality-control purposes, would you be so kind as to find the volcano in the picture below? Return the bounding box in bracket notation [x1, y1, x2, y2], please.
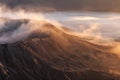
[0, 19, 120, 80]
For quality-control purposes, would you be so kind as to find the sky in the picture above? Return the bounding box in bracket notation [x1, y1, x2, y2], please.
[0, 0, 120, 12]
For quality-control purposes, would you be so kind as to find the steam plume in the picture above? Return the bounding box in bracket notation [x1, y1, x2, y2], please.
[0, 5, 63, 44]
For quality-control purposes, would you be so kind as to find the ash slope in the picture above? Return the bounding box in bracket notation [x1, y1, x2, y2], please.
[0, 23, 120, 80]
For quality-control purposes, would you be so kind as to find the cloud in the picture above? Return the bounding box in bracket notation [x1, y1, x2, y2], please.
[70, 16, 101, 21]
[1, 0, 120, 12]
[0, 5, 63, 44]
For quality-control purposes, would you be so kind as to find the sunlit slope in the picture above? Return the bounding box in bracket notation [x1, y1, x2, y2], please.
[0, 23, 120, 80]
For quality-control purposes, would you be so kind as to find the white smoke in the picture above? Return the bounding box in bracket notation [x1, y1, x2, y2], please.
[0, 4, 65, 44]
[0, 19, 43, 44]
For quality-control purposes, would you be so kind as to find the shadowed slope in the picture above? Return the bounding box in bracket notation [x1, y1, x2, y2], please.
[0, 23, 120, 80]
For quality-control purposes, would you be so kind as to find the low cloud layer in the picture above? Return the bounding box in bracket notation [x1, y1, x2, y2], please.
[0, 5, 118, 44]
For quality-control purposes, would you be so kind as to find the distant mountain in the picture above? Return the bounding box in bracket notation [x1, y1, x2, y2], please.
[0, 19, 120, 80]
[1, 0, 120, 12]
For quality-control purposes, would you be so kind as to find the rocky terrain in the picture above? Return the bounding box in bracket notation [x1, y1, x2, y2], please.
[0, 20, 120, 80]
